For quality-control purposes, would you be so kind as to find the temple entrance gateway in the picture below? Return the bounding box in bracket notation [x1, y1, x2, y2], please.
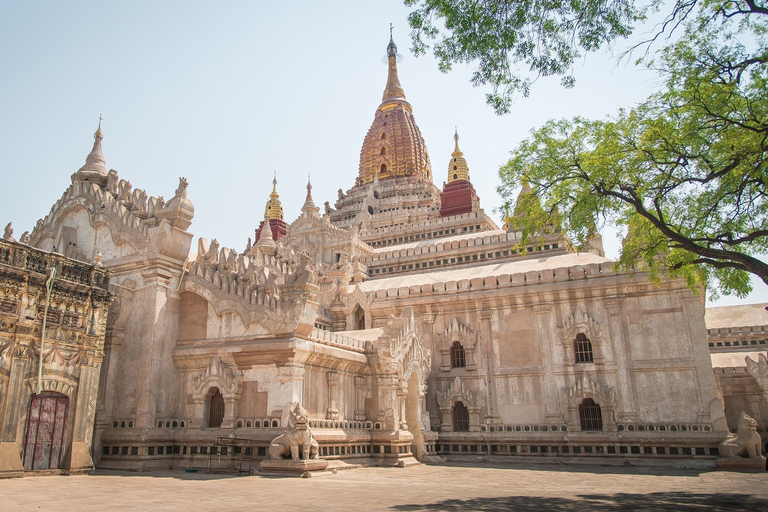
[23, 392, 69, 471]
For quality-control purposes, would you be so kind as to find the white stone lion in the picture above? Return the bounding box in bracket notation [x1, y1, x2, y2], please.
[268, 402, 319, 461]
[718, 411, 764, 458]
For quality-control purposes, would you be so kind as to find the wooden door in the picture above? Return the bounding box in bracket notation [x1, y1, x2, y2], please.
[23, 393, 69, 471]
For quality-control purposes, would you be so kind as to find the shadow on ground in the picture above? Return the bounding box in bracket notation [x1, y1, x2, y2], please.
[432, 460, 717, 477]
[94, 469, 251, 481]
[391, 492, 767, 511]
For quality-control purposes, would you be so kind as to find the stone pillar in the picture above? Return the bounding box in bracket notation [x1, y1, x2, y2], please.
[131, 268, 175, 430]
[276, 362, 305, 407]
[533, 304, 562, 423]
[63, 352, 101, 473]
[438, 405, 452, 432]
[397, 381, 408, 430]
[326, 371, 339, 420]
[0, 342, 31, 477]
[377, 374, 398, 430]
[354, 375, 365, 421]
[221, 391, 241, 429]
[479, 308, 500, 424]
[681, 295, 728, 430]
[419, 383, 430, 431]
[604, 298, 639, 422]
[468, 405, 482, 432]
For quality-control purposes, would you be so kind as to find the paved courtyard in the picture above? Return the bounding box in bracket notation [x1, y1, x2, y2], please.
[3, 462, 768, 511]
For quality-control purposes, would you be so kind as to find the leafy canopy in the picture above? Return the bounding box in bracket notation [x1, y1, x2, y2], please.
[498, 4, 768, 297]
[405, 0, 646, 113]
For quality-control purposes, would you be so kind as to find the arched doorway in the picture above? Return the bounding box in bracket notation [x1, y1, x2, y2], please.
[579, 398, 603, 431]
[207, 388, 225, 428]
[405, 373, 424, 459]
[23, 392, 69, 471]
[452, 401, 469, 431]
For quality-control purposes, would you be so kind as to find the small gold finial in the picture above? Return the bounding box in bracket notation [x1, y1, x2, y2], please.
[448, 129, 470, 182]
[265, 174, 284, 220]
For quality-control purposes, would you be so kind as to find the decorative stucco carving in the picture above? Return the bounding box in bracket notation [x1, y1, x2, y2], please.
[564, 374, 615, 406]
[436, 318, 478, 351]
[559, 308, 603, 339]
[191, 355, 241, 396]
[341, 284, 373, 315]
[437, 376, 479, 409]
[24, 375, 77, 397]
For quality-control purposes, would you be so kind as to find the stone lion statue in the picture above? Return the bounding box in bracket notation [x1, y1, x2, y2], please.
[269, 402, 319, 461]
[718, 411, 764, 458]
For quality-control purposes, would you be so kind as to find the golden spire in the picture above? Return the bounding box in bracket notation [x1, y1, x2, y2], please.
[447, 128, 470, 182]
[382, 25, 406, 104]
[264, 174, 284, 220]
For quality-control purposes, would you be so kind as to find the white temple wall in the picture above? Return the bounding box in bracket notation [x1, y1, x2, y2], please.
[367, 272, 724, 432]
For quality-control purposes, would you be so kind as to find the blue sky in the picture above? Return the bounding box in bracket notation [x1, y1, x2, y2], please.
[1, 1, 765, 306]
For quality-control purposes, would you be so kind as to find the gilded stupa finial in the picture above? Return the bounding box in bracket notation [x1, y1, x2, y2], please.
[382, 27, 406, 103]
[387, 23, 397, 57]
[264, 174, 284, 220]
[448, 128, 469, 182]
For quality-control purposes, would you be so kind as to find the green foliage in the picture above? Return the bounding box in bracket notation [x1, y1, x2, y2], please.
[405, 0, 645, 113]
[498, 5, 768, 297]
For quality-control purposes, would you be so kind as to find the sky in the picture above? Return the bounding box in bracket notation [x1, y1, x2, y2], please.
[1, 0, 765, 307]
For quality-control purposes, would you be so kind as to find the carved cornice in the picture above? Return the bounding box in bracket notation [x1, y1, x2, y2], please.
[564, 374, 615, 406]
[559, 308, 603, 340]
[341, 284, 373, 314]
[437, 376, 480, 409]
[436, 318, 478, 351]
[191, 355, 242, 397]
[24, 373, 79, 397]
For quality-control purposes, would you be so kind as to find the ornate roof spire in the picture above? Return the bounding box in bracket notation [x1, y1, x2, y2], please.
[357, 29, 432, 186]
[382, 25, 406, 103]
[76, 115, 108, 184]
[256, 212, 276, 251]
[448, 128, 470, 182]
[301, 175, 320, 217]
[264, 174, 284, 220]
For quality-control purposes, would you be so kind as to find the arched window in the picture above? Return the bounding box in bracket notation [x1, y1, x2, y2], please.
[208, 388, 225, 428]
[380, 147, 386, 155]
[453, 174, 458, 180]
[450, 341, 466, 368]
[453, 165, 458, 170]
[579, 398, 603, 431]
[574, 332, 593, 363]
[353, 305, 365, 330]
[453, 401, 469, 431]
[380, 164, 387, 173]
[381, 132, 386, 139]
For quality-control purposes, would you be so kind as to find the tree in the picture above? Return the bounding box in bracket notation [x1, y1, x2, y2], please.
[405, 0, 647, 114]
[497, 6, 768, 297]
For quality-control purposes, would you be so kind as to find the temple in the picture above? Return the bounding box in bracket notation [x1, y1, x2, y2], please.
[1, 34, 765, 477]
